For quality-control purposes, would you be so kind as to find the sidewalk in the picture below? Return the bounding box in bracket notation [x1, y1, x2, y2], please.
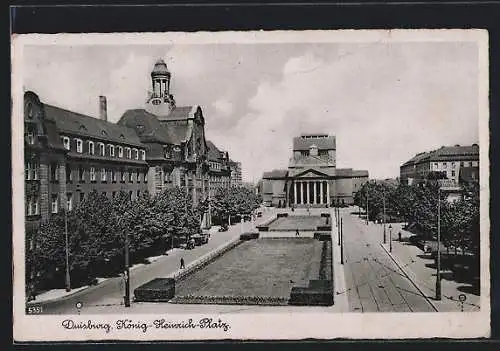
[29, 209, 277, 312]
[380, 224, 481, 312]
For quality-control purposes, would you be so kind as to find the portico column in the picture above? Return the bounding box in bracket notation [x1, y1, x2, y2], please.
[306, 180, 310, 204]
[294, 182, 298, 205]
[326, 181, 330, 205]
[313, 181, 317, 205]
[320, 181, 324, 204]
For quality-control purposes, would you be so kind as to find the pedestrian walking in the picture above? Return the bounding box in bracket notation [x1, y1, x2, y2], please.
[398, 231, 402, 242]
[296, 228, 300, 237]
[180, 257, 185, 269]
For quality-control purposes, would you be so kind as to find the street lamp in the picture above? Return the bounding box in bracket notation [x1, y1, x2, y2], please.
[436, 187, 442, 301]
[383, 194, 387, 244]
[365, 191, 369, 225]
[124, 228, 130, 307]
[389, 224, 393, 253]
[64, 209, 71, 292]
[340, 217, 344, 264]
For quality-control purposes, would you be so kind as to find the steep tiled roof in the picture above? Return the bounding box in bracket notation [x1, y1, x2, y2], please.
[293, 135, 336, 151]
[119, 109, 192, 145]
[402, 144, 479, 167]
[159, 106, 195, 121]
[352, 170, 369, 177]
[206, 140, 224, 161]
[119, 109, 170, 143]
[44, 104, 143, 147]
[263, 169, 288, 179]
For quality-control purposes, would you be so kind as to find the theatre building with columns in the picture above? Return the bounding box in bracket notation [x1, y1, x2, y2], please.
[261, 134, 369, 207]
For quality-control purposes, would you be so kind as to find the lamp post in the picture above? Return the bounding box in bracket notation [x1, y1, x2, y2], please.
[436, 187, 442, 301]
[383, 194, 387, 244]
[366, 192, 369, 225]
[389, 224, 393, 253]
[340, 217, 344, 264]
[64, 209, 71, 292]
[124, 227, 130, 307]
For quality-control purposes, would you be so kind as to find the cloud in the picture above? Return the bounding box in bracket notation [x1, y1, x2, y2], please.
[213, 98, 233, 116]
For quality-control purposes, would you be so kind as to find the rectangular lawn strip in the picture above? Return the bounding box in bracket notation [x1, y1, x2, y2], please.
[172, 238, 324, 304]
[268, 215, 327, 231]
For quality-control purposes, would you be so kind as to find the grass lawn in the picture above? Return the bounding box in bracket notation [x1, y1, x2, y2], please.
[173, 238, 323, 300]
[268, 215, 327, 231]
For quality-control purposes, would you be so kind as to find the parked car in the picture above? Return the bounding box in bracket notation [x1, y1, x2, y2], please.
[218, 224, 229, 232]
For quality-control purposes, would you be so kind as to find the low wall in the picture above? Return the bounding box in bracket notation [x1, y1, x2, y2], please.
[171, 236, 244, 282]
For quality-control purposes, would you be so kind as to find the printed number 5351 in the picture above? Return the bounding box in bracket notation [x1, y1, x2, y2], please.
[26, 305, 43, 314]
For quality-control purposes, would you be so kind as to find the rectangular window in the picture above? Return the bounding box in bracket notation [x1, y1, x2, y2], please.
[88, 141, 95, 155]
[102, 192, 107, 198]
[33, 196, 39, 215]
[140, 150, 146, 160]
[434, 162, 438, 169]
[25, 162, 34, 180]
[51, 194, 58, 214]
[136, 171, 140, 183]
[27, 132, 35, 145]
[460, 161, 464, 167]
[129, 191, 133, 200]
[118, 146, 123, 158]
[79, 166, 85, 181]
[472, 161, 478, 167]
[125, 147, 131, 159]
[129, 171, 133, 183]
[451, 162, 455, 168]
[90, 167, 96, 181]
[66, 165, 72, 182]
[50, 163, 59, 181]
[61, 136, 70, 150]
[109, 145, 115, 157]
[112, 191, 116, 199]
[111, 169, 117, 182]
[101, 168, 107, 182]
[121, 169, 126, 182]
[443, 162, 447, 168]
[137, 190, 140, 198]
[144, 171, 148, 183]
[76, 139, 83, 153]
[98, 143, 105, 156]
[133, 148, 139, 160]
[67, 193, 73, 211]
[451, 170, 456, 177]
[79, 192, 85, 203]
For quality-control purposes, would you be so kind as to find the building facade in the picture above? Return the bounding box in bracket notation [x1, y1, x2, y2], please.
[24, 59, 231, 232]
[261, 134, 369, 207]
[400, 144, 479, 185]
[229, 160, 242, 186]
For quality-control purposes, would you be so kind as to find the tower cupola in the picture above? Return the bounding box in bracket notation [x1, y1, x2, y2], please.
[150, 59, 172, 103]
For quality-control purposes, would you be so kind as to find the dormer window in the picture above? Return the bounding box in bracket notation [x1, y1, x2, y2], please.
[133, 148, 139, 160]
[109, 144, 115, 157]
[140, 150, 146, 160]
[101, 130, 108, 136]
[125, 147, 131, 159]
[75, 138, 83, 153]
[117, 146, 123, 158]
[61, 136, 70, 150]
[88, 141, 95, 155]
[98, 142, 105, 156]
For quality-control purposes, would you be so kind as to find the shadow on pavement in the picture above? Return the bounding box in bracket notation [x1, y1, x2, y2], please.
[457, 284, 480, 296]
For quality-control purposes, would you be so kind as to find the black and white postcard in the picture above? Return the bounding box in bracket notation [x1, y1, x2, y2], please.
[12, 29, 490, 341]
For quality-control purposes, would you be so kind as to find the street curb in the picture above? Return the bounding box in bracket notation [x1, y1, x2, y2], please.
[380, 243, 438, 312]
[27, 212, 276, 306]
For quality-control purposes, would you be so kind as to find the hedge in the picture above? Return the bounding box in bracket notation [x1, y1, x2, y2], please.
[134, 278, 175, 302]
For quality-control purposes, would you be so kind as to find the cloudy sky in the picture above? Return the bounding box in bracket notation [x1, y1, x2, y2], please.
[23, 40, 479, 182]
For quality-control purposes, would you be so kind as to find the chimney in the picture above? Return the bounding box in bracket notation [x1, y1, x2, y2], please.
[99, 96, 108, 122]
